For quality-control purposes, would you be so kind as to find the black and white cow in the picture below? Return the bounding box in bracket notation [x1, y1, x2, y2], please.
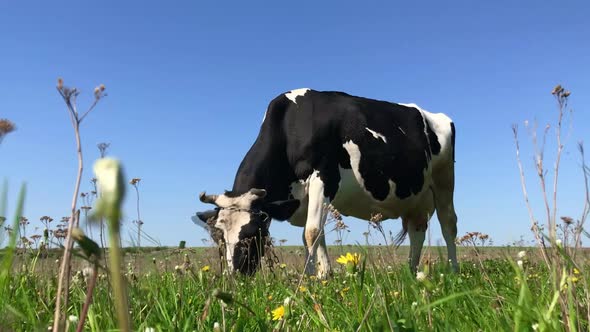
[194, 88, 457, 277]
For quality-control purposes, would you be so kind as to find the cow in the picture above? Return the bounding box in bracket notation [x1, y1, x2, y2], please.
[194, 88, 458, 277]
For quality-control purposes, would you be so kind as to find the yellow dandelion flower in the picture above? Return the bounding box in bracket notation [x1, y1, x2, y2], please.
[201, 265, 210, 272]
[573, 268, 580, 275]
[267, 295, 273, 300]
[299, 286, 307, 292]
[339, 286, 350, 297]
[279, 263, 287, 269]
[271, 305, 285, 321]
[321, 280, 328, 286]
[336, 252, 361, 265]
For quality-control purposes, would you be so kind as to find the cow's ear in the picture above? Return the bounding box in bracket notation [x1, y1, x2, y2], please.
[265, 199, 300, 221]
[192, 210, 218, 229]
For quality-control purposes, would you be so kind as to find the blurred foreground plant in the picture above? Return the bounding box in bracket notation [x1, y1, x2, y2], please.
[0, 182, 26, 328]
[92, 158, 130, 332]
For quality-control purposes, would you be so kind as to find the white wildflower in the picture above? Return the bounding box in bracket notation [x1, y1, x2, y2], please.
[556, 239, 562, 247]
[411, 301, 418, 308]
[517, 251, 526, 259]
[82, 267, 94, 281]
[145, 328, 156, 332]
[517, 260, 524, 269]
[284, 296, 291, 306]
[68, 315, 78, 323]
[532, 323, 539, 331]
[93, 158, 125, 220]
[416, 271, 427, 281]
[213, 322, 221, 332]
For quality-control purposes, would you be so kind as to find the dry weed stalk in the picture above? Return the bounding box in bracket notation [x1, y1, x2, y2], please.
[53, 78, 106, 331]
[129, 178, 143, 248]
[0, 119, 16, 145]
[513, 85, 588, 331]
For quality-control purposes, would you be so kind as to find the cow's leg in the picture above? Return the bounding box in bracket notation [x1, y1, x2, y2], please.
[304, 171, 331, 278]
[406, 217, 427, 273]
[301, 229, 314, 275]
[433, 164, 459, 272]
[434, 191, 458, 271]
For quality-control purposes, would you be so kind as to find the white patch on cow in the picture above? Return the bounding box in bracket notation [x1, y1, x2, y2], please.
[287, 179, 308, 227]
[365, 127, 387, 143]
[285, 88, 310, 104]
[305, 170, 331, 278]
[398, 102, 422, 110]
[214, 191, 261, 209]
[342, 141, 366, 189]
[335, 139, 436, 221]
[421, 111, 454, 163]
[214, 208, 251, 270]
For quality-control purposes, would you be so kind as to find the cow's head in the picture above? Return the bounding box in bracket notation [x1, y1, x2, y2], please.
[196, 188, 299, 275]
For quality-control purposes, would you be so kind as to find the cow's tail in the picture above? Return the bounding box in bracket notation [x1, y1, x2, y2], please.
[450, 122, 456, 162]
[393, 228, 407, 247]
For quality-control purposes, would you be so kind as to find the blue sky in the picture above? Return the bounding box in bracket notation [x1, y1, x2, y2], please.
[1, 1, 589, 248]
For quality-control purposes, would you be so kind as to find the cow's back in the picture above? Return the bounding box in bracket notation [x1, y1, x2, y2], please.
[261, 89, 455, 223]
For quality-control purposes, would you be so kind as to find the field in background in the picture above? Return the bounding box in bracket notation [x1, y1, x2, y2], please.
[2, 244, 589, 331]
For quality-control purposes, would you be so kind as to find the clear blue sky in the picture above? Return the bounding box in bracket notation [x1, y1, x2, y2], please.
[1, 1, 589, 248]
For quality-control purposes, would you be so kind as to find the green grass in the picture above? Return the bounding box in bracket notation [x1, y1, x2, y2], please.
[1, 245, 588, 331]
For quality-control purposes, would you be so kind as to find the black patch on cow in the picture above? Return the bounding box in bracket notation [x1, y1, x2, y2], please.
[233, 213, 269, 274]
[263, 199, 300, 220]
[232, 90, 441, 205]
[426, 122, 441, 156]
[223, 190, 243, 198]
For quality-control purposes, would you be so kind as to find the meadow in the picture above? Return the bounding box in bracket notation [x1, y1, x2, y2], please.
[0, 244, 588, 332]
[1, 83, 588, 331]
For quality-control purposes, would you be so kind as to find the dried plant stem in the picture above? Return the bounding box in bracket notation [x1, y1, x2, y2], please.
[573, 143, 589, 258]
[512, 125, 551, 267]
[108, 215, 131, 332]
[551, 97, 566, 243]
[53, 80, 104, 332]
[134, 184, 141, 248]
[76, 262, 98, 332]
[53, 115, 84, 331]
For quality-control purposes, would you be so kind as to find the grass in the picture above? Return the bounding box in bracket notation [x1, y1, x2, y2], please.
[2, 82, 588, 331]
[1, 245, 588, 331]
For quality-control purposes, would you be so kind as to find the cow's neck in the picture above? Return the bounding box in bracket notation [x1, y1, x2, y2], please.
[232, 130, 295, 203]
